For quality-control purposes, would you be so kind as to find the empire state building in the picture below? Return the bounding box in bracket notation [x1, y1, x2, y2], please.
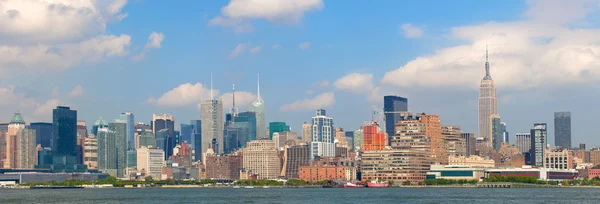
[478, 48, 497, 148]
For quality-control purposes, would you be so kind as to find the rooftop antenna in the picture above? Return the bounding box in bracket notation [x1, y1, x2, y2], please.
[210, 72, 213, 100]
[232, 82, 238, 116]
[257, 73, 261, 101]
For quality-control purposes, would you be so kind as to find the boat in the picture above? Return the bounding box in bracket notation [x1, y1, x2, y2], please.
[367, 181, 389, 188]
[343, 182, 364, 188]
[244, 186, 254, 189]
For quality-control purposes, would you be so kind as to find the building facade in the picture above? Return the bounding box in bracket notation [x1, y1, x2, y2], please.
[109, 121, 127, 177]
[442, 126, 466, 158]
[205, 154, 241, 180]
[362, 121, 387, 151]
[310, 109, 335, 159]
[151, 114, 175, 158]
[516, 133, 532, 153]
[490, 114, 502, 152]
[478, 49, 498, 150]
[137, 146, 165, 180]
[461, 132, 476, 156]
[530, 123, 547, 167]
[283, 144, 311, 179]
[201, 99, 224, 156]
[545, 149, 573, 170]
[269, 122, 290, 140]
[242, 140, 280, 179]
[301, 122, 312, 143]
[29, 122, 53, 148]
[554, 112, 571, 149]
[353, 128, 363, 151]
[384, 95, 408, 143]
[83, 135, 98, 169]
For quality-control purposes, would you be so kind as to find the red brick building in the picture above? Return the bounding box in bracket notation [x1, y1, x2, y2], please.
[299, 166, 347, 182]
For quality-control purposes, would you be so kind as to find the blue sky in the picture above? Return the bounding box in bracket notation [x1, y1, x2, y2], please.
[2, 0, 600, 147]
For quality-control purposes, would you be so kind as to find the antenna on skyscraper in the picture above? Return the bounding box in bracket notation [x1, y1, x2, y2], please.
[210, 72, 213, 100]
[257, 73, 261, 101]
[486, 44, 488, 62]
[232, 82, 238, 116]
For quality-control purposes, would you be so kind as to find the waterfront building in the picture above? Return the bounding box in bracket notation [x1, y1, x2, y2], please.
[485, 167, 578, 181]
[83, 135, 98, 169]
[442, 126, 466, 158]
[384, 95, 408, 143]
[246, 75, 266, 140]
[362, 121, 387, 151]
[544, 149, 573, 170]
[137, 146, 165, 180]
[478, 49, 498, 151]
[530, 123, 547, 167]
[151, 114, 175, 158]
[310, 109, 335, 159]
[269, 122, 290, 140]
[516, 133, 532, 153]
[283, 144, 310, 179]
[299, 165, 350, 182]
[353, 128, 363, 151]
[205, 153, 241, 180]
[461, 132, 476, 156]
[426, 165, 485, 180]
[394, 113, 446, 164]
[490, 114, 502, 152]
[448, 155, 495, 168]
[201, 98, 224, 156]
[301, 121, 312, 143]
[554, 112, 571, 149]
[242, 140, 280, 179]
[29, 122, 52, 148]
[361, 146, 431, 185]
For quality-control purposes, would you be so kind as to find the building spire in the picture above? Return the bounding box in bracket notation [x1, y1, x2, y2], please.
[231, 82, 238, 116]
[210, 72, 213, 100]
[257, 73, 261, 101]
[484, 45, 491, 79]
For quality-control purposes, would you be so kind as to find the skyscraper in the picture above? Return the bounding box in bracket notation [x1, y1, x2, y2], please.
[201, 98, 224, 155]
[554, 112, 571, 149]
[310, 109, 335, 159]
[478, 48, 498, 148]
[97, 127, 116, 175]
[460, 132, 476, 156]
[516, 133, 532, 153]
[384, 95, 408, 144]
[181, 124, 193, 145]
[501, 122, 509, 144]
[247, 74, 266, 139]
[120, 112, 135, 150]
[234, 111, 257, 148]
[4, 112, 25, 168]
[190, 120, 202, 162]
[151, 114, 175, 158]
[490, 114, 503, 152]
[362, 121, 387, 151]
[353, 128, 364, 151]
[52, 106, 78, 161]
[30, 122, 53, 148]
[301, 122, 312, 143]
[530, 123, 547, 167]
[109, 120, 127, 177]
[92, 118, 108, 136]
[269, 122, 290, 139]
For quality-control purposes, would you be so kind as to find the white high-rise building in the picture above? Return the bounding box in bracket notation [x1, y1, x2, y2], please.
[137, 146, 165, 180]
[201, 75, 224, 156]
[478, 48, 497, 150]
[247, 74, 266, 139]
[310, 109, 335, 160]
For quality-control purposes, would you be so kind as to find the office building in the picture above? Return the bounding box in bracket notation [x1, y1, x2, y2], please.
[273, 131, 298, 150]
[205, 154, 241, 180]
[461, 132, 476, 156]
[361, 141, 431, 184]
[137, 146, 165, 180]
[310, 109, 335, 159]
[442, 126, 466, 157]
[91, 118, 109, 136]
[247, 74, 266, 139]
[97, 127, 116, 175]
[490, 114, 502, 152]
[151, 114, 175, 158]
[501, 122, 509, 144]
[242, 140, 280, 179]
[516, 133, 532, 153]
[4, 112, 26, 168]
[362, 121, 387, 151]
[269, 122, 290, 140]
[283, 144, 310, 179]
[83, 135, 98, 169]
[234, 111, 257, 148]
[180, 124, 193, 145]
[201, 98, 224, 156]
[18, 128, 37, 169]
[545, 149, 573, 170]
[530, 123, 547, 167]
[76, 120, 87, 164]
[384, 95, 408, 143]
[554, 112, 571, 149]
[29, 122, 53, 148]
[52, 106, 84, 172]
[478, 49, 498, 149]
[345, 131, 354, 151]
[138, 129, 156, 148]
[190, 120, 202, 162]
[120, 112, 135, 150]
[301, 121, 312, 143]
[353, 128, 363, 151]
[109, 121, 127, 177]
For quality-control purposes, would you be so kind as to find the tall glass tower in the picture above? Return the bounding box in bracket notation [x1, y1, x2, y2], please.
[554, 112, 571, 149]
[384, 95, 408, 140]
[120, 112, 135, 150]
[52, 106, 78, 159]
[247, 74, 266, 139]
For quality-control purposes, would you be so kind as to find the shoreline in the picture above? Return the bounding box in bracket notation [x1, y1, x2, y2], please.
[4, 184, 600, 189]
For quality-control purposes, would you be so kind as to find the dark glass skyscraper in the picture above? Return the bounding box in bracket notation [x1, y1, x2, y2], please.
[554, 112, 571, 149]
[234, 111, 257, 148]
[191, 120, 201, 162]
[181, 124, 193, 144]
[384, 95, 408, 141]
[109, 121, 127, 177]
[30, 122, 53, 148]
[52, 106, 78, 158]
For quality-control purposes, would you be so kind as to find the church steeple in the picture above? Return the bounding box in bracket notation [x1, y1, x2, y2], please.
[483, 45, 492, 80]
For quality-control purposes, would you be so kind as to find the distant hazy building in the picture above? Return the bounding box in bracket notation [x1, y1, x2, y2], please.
[29, 122, 53, 148]
[516, 133, 532, 153]
[461, 132, 476, 156]
[234, 111, 257, 148]
[120, 112, 135, 150]
[301, 122, 312, 143]
[273, 132, 298, 150]
[137, 146, 164, 180]
[201, 98, 224, 156]
[310, 109, 335, 159]
[501, 122, 509, 144]
[151, 114, 175, 158]
[353, 128, 364, 151]
[83, 135, 98, 169]
[243, 140, 280, 179]
[109, 121, 127, 177]
[478, 49, 498, 150]
[530, 123, 547, 167]
[345, 131, 354, 151]
[180, 124, 193, 145]
[247, 75, 266, 139]
[269, 122, 290, 140]
[490, 114, 502, 152]
[190, 120, 202, 162]
[384, 95, 408, 143]
[91, 118, 108, 136]
[554, 112, 571, 149]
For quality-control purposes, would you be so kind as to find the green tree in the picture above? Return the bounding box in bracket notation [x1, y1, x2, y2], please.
[144, 176, 153, 182]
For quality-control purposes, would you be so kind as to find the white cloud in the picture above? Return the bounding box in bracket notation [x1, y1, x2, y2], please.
[68, 85, 84, 98]
[382, 0, 600, 90]
[333, 73, 374, 93]
[148, 83, 216, 107]
[145, 32, 165, 49]
[209, 0, 324, 32]
[229, 43, 248, 59]
[0, 85, 66, 122]
[400, 23, 424, 38]
[33, 99, 61, 119]
[0, 0, 128, 44]
[250, 46, 262, 54]
[280, 92, 335, 112]
[221, 91, 257, 111]
[298, 41, 311, 50]
[272, 44, 281, 49]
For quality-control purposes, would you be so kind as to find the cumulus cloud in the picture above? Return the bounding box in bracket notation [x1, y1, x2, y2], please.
[382, 0, 600, 90]
[229, 43, 249, 59]
[400, 23, 424, 38]
[280, 92, 335, 112]
[298, 41, 311, 50]
[333, 73, 374, 93]
[145, 32, 165, 49]
[148, 83, 215, 106]
[209, 0, 324, 32]
[33, 99, 61, 119]
[68, 85, 84, 98]
[0, 85, 65, 122]
[250, 46, 262, 54]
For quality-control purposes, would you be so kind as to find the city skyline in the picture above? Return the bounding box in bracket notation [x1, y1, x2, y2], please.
[2, 0, 600, 147]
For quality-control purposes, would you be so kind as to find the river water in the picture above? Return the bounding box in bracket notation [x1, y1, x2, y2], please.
[1, 188, 598, 203]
